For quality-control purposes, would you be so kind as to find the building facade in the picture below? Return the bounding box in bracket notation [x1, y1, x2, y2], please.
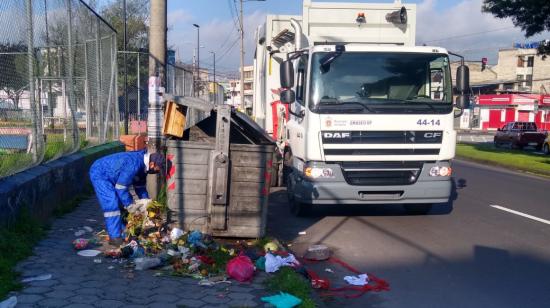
[227, 65, 254, 113]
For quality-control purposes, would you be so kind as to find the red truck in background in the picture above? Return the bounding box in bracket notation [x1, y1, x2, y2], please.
[494, 122, 547, 150]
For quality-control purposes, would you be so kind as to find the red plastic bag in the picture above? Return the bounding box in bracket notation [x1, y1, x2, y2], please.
[226, 255, 255, 282]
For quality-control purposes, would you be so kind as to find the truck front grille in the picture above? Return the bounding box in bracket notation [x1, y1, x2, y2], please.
[340, 161, 423, 186]
[324, 148, 440, 156]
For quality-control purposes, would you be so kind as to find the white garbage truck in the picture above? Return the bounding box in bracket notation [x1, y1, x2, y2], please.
[252, 0, 470, 215]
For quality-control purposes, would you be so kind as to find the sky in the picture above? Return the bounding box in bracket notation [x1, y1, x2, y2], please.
[96, 0, 550, 78]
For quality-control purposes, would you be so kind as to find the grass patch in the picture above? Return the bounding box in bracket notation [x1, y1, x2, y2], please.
[456, 144, 550, 177]
[0, 212, 45, 299]
[0, 153, 33, 178]
[264, 267, 316, 308]
[1, 133, 90, 178]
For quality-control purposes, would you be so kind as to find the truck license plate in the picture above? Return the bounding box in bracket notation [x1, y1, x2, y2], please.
[528, 142, 537, 146]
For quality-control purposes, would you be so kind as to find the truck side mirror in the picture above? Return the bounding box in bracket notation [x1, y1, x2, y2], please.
[456, 65, 470, 93]
[280, 59, 295, 88]
[455, 64, 470, 110]
[280, 89, 295, 104]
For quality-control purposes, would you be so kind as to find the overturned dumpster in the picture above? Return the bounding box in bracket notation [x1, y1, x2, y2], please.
[164, 97, 275, 238]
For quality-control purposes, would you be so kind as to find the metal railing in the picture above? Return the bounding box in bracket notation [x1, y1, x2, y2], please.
[0, 0, 118, 178]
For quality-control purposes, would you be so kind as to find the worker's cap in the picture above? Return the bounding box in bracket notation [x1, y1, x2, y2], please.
[148, 152, 165, 174]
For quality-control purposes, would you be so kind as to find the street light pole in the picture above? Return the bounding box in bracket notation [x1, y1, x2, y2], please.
[193, 24, 200, 96]
[210, 51, 216, 104]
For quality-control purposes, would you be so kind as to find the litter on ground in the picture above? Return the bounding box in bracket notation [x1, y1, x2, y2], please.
[21, 274, 52, 283]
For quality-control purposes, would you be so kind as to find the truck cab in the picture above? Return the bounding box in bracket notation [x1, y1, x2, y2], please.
[252, 0, 470, 215]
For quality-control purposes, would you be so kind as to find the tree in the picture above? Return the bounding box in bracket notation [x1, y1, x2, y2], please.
[101, 0, 149, 113]
[482, 0, 550, 56]
[0, 43, 29, 110]
[101, 0, 149, 51]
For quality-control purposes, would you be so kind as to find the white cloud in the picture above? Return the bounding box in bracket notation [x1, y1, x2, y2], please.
[167, 9, 192, 28]
[416, 0, 549, 63]
[168, 10, 266, 78]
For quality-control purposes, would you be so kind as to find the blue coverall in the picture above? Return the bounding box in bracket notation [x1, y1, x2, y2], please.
[89, 150, 149, 239]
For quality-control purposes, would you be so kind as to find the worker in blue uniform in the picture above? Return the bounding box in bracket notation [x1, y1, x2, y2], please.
[89, 150, 165, 245]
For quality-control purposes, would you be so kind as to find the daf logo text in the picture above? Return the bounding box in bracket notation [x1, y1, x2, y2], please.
[323, 132, 351, 139]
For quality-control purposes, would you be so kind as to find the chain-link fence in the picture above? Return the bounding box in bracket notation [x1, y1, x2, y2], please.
[118, 51, 225, 133]
[0, 0, 118, 178]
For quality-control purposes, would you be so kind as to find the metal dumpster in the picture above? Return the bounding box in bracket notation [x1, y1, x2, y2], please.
[166, 106, 275, 238]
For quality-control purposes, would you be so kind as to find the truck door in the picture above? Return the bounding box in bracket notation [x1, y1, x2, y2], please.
[286, 54, 308, 159]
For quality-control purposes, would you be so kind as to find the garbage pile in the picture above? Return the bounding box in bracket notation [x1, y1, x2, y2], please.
[70, 200, 389, 306]
[71, 200, 303, 283]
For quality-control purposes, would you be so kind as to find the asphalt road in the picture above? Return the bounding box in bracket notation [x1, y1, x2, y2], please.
[267, 160, 550, 308]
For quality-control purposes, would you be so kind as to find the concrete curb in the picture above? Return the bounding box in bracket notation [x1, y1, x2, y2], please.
[0, 142, 125, 228]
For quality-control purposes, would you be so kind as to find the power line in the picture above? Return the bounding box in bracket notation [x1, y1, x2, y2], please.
[216, 37, 240, 63]
[423, 27, 516, 44]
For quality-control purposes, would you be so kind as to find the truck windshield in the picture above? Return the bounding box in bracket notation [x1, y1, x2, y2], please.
[310, 52, 453, 114]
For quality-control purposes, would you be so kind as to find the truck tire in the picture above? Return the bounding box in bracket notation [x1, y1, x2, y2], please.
[535, 144, 543, 151]
[287, 174, 311, 217]
[404, 203, 432, 215]
[544, 144, 550, 155]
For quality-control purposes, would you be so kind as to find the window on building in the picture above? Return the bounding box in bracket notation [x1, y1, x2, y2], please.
[517, 56, 525, 67]
[527, 56, 534, 67]
[525, 74, 533, 87]
[244, 83, 252, 90]
[244, 71, 253, 79]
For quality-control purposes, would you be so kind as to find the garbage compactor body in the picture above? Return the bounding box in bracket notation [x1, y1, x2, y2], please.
[166, 109, 275, 238]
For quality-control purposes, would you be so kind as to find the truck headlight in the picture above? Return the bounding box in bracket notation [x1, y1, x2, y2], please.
[429, 166, 452, 177]
[304, 167, 334, 179]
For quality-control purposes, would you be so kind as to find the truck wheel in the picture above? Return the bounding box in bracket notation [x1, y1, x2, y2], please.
[281, 150, 292, 187]
[287, 176, 311, 217]
[404, 203, 432, 215]
[544, 144, 550, 155]
[493, 139, 500, 148]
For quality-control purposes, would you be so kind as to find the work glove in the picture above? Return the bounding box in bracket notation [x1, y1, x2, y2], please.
[127, 199, 152, 214]
[126, 203, 141, 214]
[136, 198, 152, 210]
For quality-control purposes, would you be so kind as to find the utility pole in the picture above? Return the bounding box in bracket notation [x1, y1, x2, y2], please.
[210, 51, 216, 104]
[123, 0, 129, 134]
[239, 0, 244, 111]
[148, 0, 167, 199]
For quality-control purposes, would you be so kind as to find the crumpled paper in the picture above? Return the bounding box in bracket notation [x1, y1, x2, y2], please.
[264, 253, 299, 273]
[344, 273, 369, 286]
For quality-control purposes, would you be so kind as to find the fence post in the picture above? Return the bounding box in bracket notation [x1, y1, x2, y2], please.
[26, 0, 41, 163]
[84, 41, 91, 140]
[95, 18, 103, 143]
[113, 34, 119, 139]
[137, 52, 141, 121]
[66, 0, 79, 152]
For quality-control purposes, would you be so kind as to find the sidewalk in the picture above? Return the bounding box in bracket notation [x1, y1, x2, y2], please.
[13, 197, 270, 308]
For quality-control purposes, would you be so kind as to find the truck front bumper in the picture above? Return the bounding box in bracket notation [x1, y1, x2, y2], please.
[288, 161, 452, 205]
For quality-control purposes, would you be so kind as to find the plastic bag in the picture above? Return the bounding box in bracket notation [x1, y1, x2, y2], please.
[226, 255, 255, 282]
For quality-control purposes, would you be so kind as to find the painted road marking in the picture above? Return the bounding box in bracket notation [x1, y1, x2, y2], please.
[490, 205, 550, 225]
